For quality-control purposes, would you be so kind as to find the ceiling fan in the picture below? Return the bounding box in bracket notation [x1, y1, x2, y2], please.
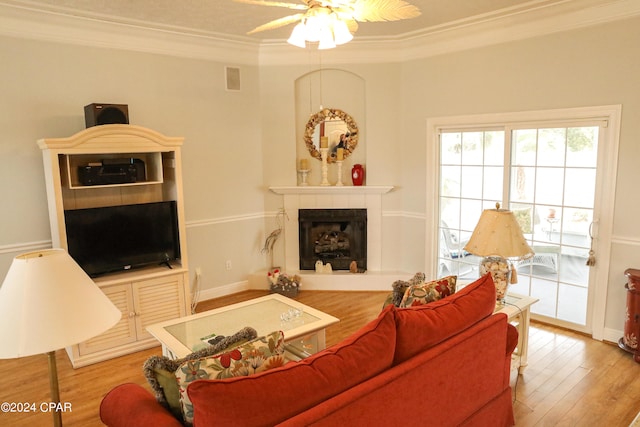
[233, 0, 421, 48]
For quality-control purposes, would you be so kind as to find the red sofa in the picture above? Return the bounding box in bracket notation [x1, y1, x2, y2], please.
[101, 273, 517, 427]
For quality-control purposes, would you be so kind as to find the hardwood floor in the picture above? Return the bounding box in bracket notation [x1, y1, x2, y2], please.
[1, 290, 639, 426]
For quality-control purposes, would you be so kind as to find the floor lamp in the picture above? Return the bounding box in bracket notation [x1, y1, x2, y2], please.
[0, 249, 121, 426]
[464, 203, 534, 302]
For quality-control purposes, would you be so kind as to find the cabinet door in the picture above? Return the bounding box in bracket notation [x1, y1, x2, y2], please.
[133, 274, 186, 341]
[78, 283, 137, 355]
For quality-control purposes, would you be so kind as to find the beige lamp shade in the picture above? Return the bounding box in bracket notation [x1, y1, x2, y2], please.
[464, 204, 535, 260]
[0, 248, 121, 358]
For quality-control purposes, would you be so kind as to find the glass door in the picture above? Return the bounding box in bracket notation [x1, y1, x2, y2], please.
[437, 123, 605, 333]
[507, 126, 598, 329]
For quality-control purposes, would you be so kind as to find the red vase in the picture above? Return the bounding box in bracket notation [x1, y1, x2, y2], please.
[352, 164, 365, 186]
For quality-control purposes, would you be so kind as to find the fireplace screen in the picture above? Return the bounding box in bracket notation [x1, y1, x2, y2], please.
[298, 208, 367, 271]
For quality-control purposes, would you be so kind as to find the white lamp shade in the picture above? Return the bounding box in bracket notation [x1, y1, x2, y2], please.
[333, 19, 353, 45]
[317, 26, 336, 50]
[287, 22, 307, 48]
[0, 249, 121, 358]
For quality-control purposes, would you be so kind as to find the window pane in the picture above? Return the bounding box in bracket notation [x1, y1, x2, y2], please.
[557, 283, 587, 324]
[535, 167, 564, 205]
[441, 132, 462, 165]
[566, 127, 598, 167]
[511, 166, 535, 203]
[512, 129, 537, 166]
[537, 128, 566, 167]
[460, 166, 483, 199]
[441, 166, 461, 197]
[483, 166, 504, 201]
[461, 132, 483, 165]
[484, 131, 505, 166]
[564, 168, 596, 208]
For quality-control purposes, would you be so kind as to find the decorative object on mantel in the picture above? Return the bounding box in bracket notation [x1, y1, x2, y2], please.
[464, 202, 534, 303]
[320, 146, 330, 186]
[352, 163, 365, 186]
[298, 158, 310, 186]
[268, 269, 301, 298]
[335, 160, 344, 186]
[262, 208, 288, 270]
[314, 261, 333, 273]
[304, 108, 359, 163]
[349, 260, 358, 273]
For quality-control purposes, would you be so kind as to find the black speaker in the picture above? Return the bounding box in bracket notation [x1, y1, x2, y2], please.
[84, 103, 129, 128]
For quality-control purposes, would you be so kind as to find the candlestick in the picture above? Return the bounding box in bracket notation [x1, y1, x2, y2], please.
[320, 148, 330, 186]
[335, 160, 344, 186]
[297, 169, 310, 186]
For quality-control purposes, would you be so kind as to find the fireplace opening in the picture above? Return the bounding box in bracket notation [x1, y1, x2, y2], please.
[298, 208, 367, 271]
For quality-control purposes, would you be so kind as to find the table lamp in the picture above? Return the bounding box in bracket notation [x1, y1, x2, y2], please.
[0, 249, 121, 426]
[464, 203, 534, 302]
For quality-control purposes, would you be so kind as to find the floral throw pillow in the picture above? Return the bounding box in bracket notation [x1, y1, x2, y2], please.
[175, 330, 286, 426]
[399, 275, 457, 308]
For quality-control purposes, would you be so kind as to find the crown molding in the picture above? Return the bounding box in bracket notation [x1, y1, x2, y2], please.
[259, 0, 640, 65]
[0, 0, 638, 66]
[0, 1, 261, 65]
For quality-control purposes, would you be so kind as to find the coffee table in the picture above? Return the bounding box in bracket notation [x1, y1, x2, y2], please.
[146, 293, 339, 360]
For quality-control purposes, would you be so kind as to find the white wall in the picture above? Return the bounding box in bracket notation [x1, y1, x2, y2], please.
[1, 14, 639, 338]
[0, 36, 266, 295]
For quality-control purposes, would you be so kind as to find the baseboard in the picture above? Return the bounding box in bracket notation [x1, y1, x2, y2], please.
[603, 327, 624, 345]
[248, 270, 411, 292]
[194, 280, 250, 303]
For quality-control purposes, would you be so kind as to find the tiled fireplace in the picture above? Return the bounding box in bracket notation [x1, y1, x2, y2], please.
[269, 186, 392, 274]
[258, 186, 412, 291]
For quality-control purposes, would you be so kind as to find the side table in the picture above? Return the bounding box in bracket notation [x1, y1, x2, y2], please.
[496, 292, 538, 374]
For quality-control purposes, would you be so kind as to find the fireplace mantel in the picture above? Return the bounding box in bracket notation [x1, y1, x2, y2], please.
[269, 186, 393, 195]
[270, 184, 394, 277]
[258, 184, 406, 291]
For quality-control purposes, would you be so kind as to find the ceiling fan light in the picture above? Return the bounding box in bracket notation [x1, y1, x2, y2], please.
[333, 19, 353, 45]
[287, 22, 307, 48]
[317, 26, 336, 50]
[304, 16, 321, 42]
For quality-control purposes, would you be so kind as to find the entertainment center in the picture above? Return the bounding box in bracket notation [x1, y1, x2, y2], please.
[38, 124, 190, 368]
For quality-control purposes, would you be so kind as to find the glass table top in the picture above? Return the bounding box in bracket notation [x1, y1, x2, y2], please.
[163, 297, 322, 352]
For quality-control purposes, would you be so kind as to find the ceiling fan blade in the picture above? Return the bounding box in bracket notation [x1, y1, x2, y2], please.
[233, 0, 308, 11]
[351, 0, 421, 22]
[246, 13, 306, 34]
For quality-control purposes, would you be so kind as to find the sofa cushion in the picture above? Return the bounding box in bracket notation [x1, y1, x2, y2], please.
[142, 326, 257, 420]
[176, 330, 286, 426]
[399, 275, 457, 307]
[393, 273, 496, 365]
[187, 305, 397, 427]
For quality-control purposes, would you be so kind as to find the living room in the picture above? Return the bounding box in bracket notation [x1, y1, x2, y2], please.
[1, 0, 640, 425]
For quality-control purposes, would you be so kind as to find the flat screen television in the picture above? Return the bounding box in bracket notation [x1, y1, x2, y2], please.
[64, 201, 181, 277]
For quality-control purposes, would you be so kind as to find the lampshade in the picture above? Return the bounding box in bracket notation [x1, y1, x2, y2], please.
[464, 204, 534, 260]
[0, 248, 121, 358]
[287, 22, 307, 48]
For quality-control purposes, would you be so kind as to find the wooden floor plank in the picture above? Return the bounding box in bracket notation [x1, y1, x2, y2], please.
[0, 290, 639, 426]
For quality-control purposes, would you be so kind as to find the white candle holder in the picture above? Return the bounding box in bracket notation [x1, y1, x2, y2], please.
[335, 160, 344, 186]
[297, 169, 310, 186]
[320, 148, 330, 186]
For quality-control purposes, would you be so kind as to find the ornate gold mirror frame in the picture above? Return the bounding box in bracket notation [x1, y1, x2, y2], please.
[304, 108, 359, 164]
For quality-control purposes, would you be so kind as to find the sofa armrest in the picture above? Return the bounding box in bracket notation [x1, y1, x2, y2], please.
[100, 383, 183, 427]
[506, 323, 518, 356]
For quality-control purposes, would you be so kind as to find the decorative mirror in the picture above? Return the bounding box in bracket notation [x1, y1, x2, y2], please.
[304, 108, 359, 163]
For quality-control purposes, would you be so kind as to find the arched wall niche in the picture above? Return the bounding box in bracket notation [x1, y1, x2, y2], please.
[295, 69, 366, 182]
